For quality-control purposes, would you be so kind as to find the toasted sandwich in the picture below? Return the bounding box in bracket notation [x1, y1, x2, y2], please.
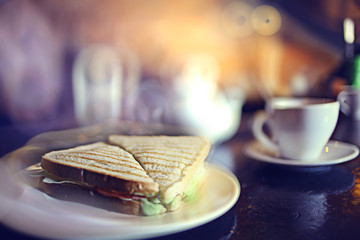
[108, 135, 211, 211]
[39, 136, 210, 215]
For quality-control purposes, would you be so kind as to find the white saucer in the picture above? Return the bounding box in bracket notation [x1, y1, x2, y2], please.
[245, 140, 359, 167]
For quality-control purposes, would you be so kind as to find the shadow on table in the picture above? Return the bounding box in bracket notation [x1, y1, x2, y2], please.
[254, 164, 354, 194]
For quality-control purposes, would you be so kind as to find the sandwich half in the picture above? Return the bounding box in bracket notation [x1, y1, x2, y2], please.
[108, 135, 211, 211]
[40, 142, 165, 215]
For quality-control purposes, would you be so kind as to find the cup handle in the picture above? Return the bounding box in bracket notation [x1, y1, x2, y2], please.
[337, 91, 351, 116]
[252, 111, 279, 152]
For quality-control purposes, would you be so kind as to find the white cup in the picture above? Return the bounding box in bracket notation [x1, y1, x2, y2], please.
[252, 98, 340, 161]
[338, 87, 360, 120]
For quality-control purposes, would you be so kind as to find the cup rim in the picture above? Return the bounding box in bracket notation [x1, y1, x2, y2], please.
[339, 87, 360, 95]
[267, 97, 339, 110]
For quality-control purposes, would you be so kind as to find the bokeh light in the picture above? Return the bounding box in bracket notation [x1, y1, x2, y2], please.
[220, 1, 254, 38]
[251, 5, 282, 36]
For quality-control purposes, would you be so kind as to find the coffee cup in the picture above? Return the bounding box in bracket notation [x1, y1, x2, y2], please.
[252, 98, 339, 161]
[337, 87, 360, 120]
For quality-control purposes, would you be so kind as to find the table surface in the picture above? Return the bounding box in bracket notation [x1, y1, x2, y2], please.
[1, 112, 360, 240]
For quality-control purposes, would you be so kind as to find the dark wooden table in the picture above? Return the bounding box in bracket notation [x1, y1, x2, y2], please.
[1, 113, 360, 240]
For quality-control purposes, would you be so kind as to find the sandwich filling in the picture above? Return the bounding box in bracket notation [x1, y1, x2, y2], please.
[41, 168, 204, 215]
[41, 172, 167, 215]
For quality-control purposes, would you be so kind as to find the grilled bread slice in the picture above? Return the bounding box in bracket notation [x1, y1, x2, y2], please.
[108, 135, 211, 210]
[41, 142, 159, 197]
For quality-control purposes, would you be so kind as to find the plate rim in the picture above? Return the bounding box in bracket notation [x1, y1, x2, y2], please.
[1, 162, 240, 240]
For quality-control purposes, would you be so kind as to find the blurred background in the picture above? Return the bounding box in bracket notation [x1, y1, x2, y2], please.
[0, 0, 359, 151]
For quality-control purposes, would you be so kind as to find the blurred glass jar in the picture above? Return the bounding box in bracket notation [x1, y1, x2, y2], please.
[72, 44, 140, 126]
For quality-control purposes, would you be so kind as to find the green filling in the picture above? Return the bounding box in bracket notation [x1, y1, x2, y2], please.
[142, 171, 203, 215]
[183, 170, 203, 202]
[166, 195, 182, 211]
[141, 198, 166, 216]
[141, 167, 205, 215]
[165, 169, 204, 211]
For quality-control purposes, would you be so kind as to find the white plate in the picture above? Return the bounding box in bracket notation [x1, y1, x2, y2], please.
[0, 163, 240, 240]
[245, 140, 359, 167]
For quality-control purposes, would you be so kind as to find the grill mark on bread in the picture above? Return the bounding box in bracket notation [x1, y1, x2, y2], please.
[94, 148, 130, 156]
[130, 148, 197, 158]
[54, 154, 146, 173]
[126, 146, 198, 154]
[69, 151, 136, 165]
[132, 155, 194, 166]
[68, 151, 138, 164]
[142, 161, 185, 169]
[132, 152, 196, 162]
[120, 143, 198, 150]
[92, 148, 132, 156]
[146, 169, 181, 176]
